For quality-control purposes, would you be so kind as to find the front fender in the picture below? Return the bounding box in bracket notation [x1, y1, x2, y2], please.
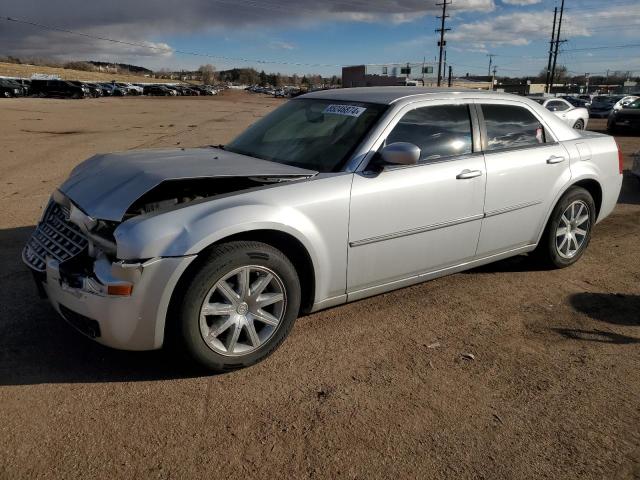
[114, 173, 353, 304]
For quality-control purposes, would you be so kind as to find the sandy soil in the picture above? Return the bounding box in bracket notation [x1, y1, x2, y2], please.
[0, 92, 639, 479]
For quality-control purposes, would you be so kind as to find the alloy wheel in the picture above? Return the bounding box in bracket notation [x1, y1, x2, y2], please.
[555, 200, 590, 259]
[199, 265, 286, 356]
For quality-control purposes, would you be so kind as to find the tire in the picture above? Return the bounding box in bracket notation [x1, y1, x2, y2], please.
[573, 119, 585, 130]
[534, 186, 596, 269]
[175, 241, 301, 371]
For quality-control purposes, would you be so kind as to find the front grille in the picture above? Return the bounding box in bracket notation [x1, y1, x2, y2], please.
[23, 202, 89, 272]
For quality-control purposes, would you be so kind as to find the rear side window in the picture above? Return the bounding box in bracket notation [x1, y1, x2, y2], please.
[481, 104, 546, 151]
[547, 100, 569, 112]
[386, 104, 473, 163]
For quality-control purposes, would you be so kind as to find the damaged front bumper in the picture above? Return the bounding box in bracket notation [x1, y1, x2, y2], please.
[32, 254, 195, 351]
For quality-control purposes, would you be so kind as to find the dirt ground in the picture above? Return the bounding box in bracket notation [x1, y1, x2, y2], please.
[1, 91, 639, 480]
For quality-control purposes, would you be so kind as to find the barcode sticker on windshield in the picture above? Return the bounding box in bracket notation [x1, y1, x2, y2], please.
[323, 104, 367, 117]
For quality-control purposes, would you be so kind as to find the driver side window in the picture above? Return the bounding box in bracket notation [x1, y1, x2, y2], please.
[385, 104, 473, 164]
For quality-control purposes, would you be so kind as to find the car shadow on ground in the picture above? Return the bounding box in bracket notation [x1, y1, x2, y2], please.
[551, 328, 640, 344]
[550, 292, 640, 345]
[618, 171, 640, 206]
[569, 292, 640, 326]
[0, 226, 208, 386]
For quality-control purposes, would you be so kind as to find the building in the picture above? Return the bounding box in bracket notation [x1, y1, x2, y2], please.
[342, 64, 493, 90]
[342, 63, 437, 88]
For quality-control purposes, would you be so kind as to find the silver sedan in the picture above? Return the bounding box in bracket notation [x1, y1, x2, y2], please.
[23, 87, 623, 371]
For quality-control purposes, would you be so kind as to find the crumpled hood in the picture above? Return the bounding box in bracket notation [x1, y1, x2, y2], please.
[59, 147, 317, 221]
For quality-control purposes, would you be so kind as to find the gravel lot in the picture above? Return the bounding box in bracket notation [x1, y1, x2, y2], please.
[1, 91, 639, 479]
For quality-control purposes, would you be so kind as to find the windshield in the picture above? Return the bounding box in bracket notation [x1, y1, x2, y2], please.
[225, 98, 387, 172]
[530, 98, 546, 105]
[593, 96, 617, 104]
[626, 99, 640, 109]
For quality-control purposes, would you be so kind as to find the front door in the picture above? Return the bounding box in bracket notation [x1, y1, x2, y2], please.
[347, 101, 486, 297]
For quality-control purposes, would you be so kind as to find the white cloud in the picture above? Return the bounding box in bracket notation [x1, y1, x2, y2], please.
[0, 0, 496, 64]
[501, 0, 542, 5]
[269, 41, 296, 50]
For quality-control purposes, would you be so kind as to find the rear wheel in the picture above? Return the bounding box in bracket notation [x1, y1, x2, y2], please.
[534, 186, 595, 268]
[175, 241, 301, 371]
[573, 119, 585, 130]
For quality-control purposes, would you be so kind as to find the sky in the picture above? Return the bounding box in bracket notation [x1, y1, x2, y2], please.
[0, 0, 639, 78]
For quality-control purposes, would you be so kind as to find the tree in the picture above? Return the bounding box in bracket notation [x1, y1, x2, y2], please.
[199, 64, 217, 85]
[259, 70, 268, 86]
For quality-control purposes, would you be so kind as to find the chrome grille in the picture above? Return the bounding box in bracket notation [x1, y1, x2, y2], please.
[23, 202, 88, 272]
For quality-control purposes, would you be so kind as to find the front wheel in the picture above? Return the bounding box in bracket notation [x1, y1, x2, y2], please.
[573, 119, 585, 130]
[534, 186, 595, 268]
[175, 241, 301, 371]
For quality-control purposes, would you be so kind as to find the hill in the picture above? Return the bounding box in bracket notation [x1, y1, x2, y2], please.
[0, 61, 167, 83]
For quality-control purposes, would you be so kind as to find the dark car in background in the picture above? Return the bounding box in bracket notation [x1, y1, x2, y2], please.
[564, 96, 590, 108]
[0, 79, 23, 97]
[69, 81, 101, 98]
[608, 98, 640, 134]
[0, 79, 27, 97]
[589, 95, 624, 118]
[30, 80, 89, 99]
[143, 85, 175, 96]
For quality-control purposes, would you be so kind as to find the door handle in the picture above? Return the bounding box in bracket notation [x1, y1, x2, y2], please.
[546, 155, 566, 164]
[456, 169, 483, 179]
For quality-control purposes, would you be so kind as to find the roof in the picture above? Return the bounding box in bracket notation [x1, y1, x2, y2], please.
[301, 87, 516, 105]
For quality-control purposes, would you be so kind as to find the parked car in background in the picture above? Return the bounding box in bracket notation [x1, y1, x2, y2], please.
[0, 78, 27, 96]
[69, 81, 101, 98]
[23, 87, 623, 372]
[116, 82, 144, 95]
[0, 79, 23, 97]
[577, 95, 592, 106]
[143, 84, 175, 96]
[529, 97, 589, 129]
[608, 97, 640, 134]
[564, 96, 590, 109]
[612, 95, 639, 112]
[30, 79, 88, 99]
[589, 95, 625, 118]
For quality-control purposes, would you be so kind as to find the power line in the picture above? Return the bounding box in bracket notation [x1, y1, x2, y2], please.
[562, 43, 640, 52]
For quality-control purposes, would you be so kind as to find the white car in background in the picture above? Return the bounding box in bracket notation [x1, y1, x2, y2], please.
[529, 97, 589, 130]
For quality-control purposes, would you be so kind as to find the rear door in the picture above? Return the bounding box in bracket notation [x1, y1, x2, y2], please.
[475, 101, 571, 256]
[347, 100, 486, 296]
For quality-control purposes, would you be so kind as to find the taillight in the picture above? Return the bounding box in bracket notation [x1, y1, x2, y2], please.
[616, 141, 624, 174]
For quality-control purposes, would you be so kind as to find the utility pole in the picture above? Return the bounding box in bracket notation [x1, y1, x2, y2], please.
[448, 65, 453, 87]
[436, 0, 451, 87]
[584, 72, 589, 94]
[487, 54, 496, 77]
[549, 0, 565, 95]
[443, 50, 447, 82]
[492, 65, 497, 91]
[545, 7, 558, 94]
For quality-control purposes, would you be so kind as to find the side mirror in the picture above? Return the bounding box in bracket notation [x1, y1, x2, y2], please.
[380, 142, 421, 166]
